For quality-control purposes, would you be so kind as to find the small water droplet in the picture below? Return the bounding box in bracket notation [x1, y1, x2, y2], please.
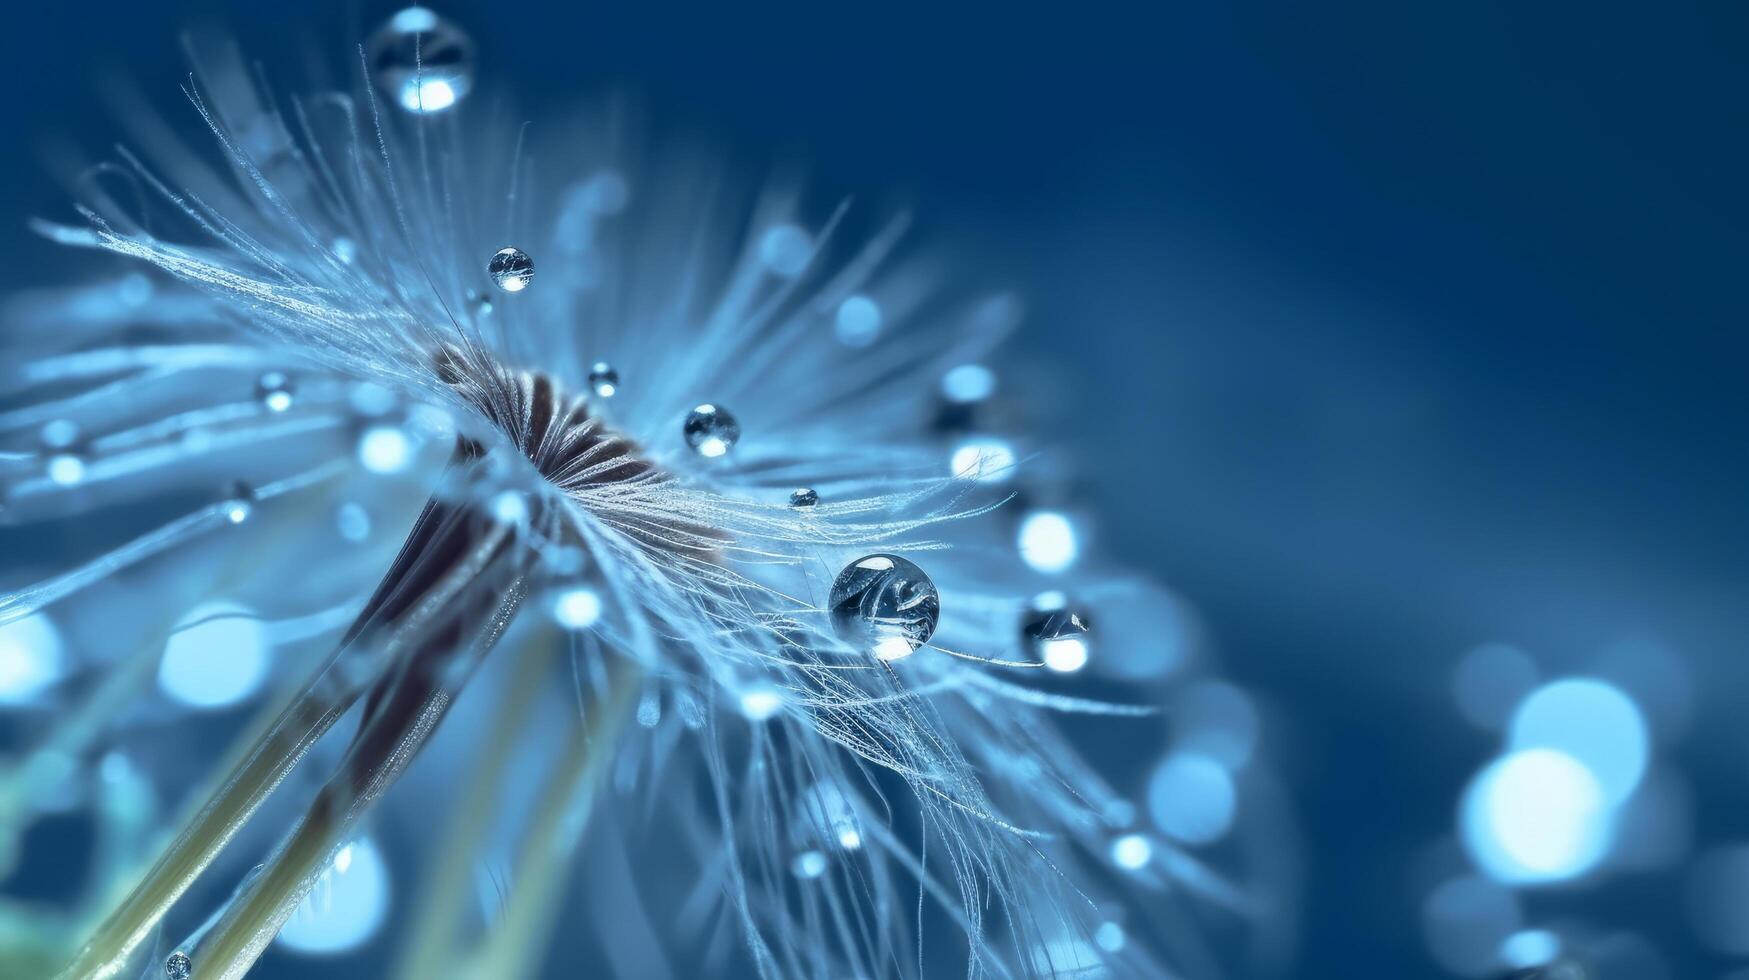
[368, 7, 475, 114]
[221, 481, 256, 525]
[789, 487, 819, 509]
[464, 287, 494, 317]
[1023, 593, 1091, 672]
[256, 371, 295, 413]
[829, 554, 939, 660]
[164, 951, 192, 980]
[488, 247, 534, 293]
[332, 236, 357, 264]
[834, 295, 881, 347]
[758, 224, 814, 278]
[39, 418, 80, 450]
[46, 453, 86, 486]
[336, 502, 371, 542]
[791, 850, 828, 879]
[942, 364, 997, 404]
[588, 361, 619, 398]
[683, 404, 740, 458]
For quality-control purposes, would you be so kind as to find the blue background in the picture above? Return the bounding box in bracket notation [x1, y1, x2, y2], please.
[3, 2, 1747, 976]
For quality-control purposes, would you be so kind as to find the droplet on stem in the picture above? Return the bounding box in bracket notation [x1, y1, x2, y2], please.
[684, 404, 740, 458]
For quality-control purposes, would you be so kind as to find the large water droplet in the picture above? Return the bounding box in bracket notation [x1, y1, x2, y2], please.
[368, 7, 475, 114]
[488, 247, 534, 293]
[684, 404, 740, 458]
[256, 371, 295, 413]
[588, 362, 619, 398]
[789, 487, 819, 509]
[829, 554, 940, 660]
[164, 950, 192, 980]
[1022, 593, 1092, 672]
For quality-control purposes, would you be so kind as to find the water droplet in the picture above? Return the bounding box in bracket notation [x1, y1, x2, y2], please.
[588, 362, 619, 398]
[336, 502, 371, 542]
[358, 426, 413, 474]
[220, 481, 256, 525]
[332, 236, 357, 264]
[828, 554, 939, 660]
[683, 404, 740, 458]
[942, 364, 997, 404]
[1110, 833, 1152, 870]
[552, 588, 601, 629]
[256, 371, 295, 413]
[465, 287, 494, 316]
[1018, 510, 1079, 573]
[164, 951, 192, 980]
[488, 247, 534, 292]
[789, 487, 819, 509]
[39, 418, 79, 450]
[368, 7, 475, 114]
[791, 850, 828, 879]
[1095, 921, 1126, 953]
[758, 224, 814, 278]
[834, 295, 882, 347]
[46, 453, 86, 486]
[1023, 595, 1091, 672]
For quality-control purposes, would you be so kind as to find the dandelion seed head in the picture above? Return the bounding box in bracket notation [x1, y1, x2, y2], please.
[2, 24, 1293, 975]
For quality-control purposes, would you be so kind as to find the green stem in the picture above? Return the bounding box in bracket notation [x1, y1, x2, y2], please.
[391, 630, 563, 980]
[461, 655, 639, 979]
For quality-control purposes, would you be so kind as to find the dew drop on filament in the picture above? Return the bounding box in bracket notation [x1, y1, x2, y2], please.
[684, 404, 740, 458]
[256, 371, 295, 413]
[164, 951, 192, 980]
[488, 247, 534, 292]
[1022, 593, 1092, 672]
[588, 362, 619, 398]
[368, 7, 476, 114]
[789, 487, 819, 509]
[221, 481, 256, 525]
[829, 554, 940, 660]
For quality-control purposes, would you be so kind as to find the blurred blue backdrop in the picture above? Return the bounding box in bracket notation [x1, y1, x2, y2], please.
[2, 1, 1747, 976]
